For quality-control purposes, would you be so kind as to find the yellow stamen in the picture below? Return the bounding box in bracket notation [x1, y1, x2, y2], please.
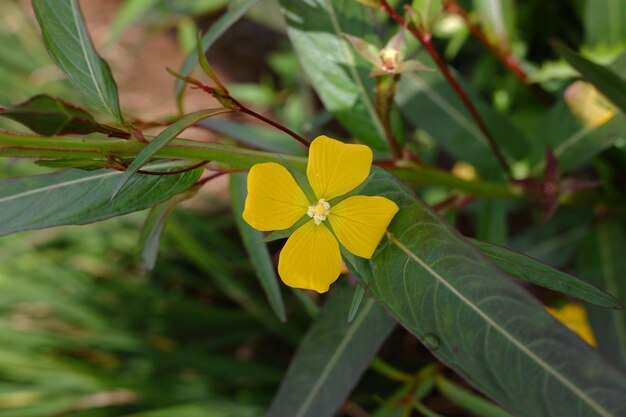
[380, 48, 399, 72]
[307, 199, 330, 225]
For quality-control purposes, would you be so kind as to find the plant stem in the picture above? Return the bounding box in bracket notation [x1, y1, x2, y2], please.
[376, 75, 403, 159]
[379, 0, 513, 180]
[443, 0, 552, 105]
[239, 107, 310, 148]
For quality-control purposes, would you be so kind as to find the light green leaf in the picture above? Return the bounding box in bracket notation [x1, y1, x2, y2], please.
[136, 185, 199, 273]
[347, 284, 366, 323]
[584, 0, 626, 51]
[32, 0, 123, 123]
[175, 0, 260, 105]
[230, 173, 287, 322]
[353, 167, 626, 417]
[279, 0, 390, 150]
[0, 161, 201, 237]
[267, 283, 396, 417]
[576, 222, 626, 372]
[471, 238, 623, 309]
[111, 108, 230, 200]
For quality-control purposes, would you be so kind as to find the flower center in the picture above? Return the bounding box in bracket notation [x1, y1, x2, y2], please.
[380, 48, 399, 72]
[307, 199, 330, 225]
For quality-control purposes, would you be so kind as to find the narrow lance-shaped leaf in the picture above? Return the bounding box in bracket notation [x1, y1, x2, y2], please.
[558, 44, 626, 115]
[353, 167, 626, 417]
[175, 0, 260, 107]
[0, 95, 127, 137]
[267, 282, 396, 417]
[470, 238, 623, 309]
[0, 161, 202, 237]
[32, 0, 124, 123]
[136, 185, 200, 273]
[230, 173, 287, 322]
[576, 222, 626, 372]
[111, 108, 231, 200]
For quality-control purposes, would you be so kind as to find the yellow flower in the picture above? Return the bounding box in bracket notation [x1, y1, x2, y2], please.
[546, 303, 597, 347]
[242, 136, 399, 293]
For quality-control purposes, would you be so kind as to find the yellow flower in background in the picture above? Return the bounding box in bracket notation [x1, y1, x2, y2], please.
[547, 302, 597, 347]
[243, 136, 399, 293]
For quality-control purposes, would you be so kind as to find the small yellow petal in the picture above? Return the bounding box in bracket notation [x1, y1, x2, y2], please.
[243, 163, 309, 231]
[278, 221, 342, 293]
[307, 135, 373, 201]
[546, 303, 597, 347]
[328, 195, 399, 259]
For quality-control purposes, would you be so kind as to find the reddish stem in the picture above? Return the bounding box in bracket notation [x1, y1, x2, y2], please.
[443, 0, 552, 105]
[239, 107, 310, 148]
[380, 0, 513, 180]
[196, 171, 227, 186]
[111, 160, 210, 176]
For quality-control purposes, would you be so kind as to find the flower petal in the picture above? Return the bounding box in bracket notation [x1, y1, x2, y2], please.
[278, 221, 342, 293]
[306, 136, 373, 201]
[243, 163, 309, 231]
[328, 195, 399, 258]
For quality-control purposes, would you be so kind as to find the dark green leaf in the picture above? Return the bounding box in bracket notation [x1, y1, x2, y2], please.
[0, 161, 201, 237]
[347, 284, 366, 323]
[0, 95, 126, 137]
[32, 0, 124, 123]
[397, 68, 529, 179]
[111, 108, 230, 200]
[279, 0, 390, 151]
[352, 167, 626, 417]
[576, 222, 626, 372]
[267, 283, 395, 417]
[136, 185, 199, 273]
[175, 0, 260, 105]
[471, 238, 623, 308]
[230, 173, 287, 322]
[558, 44, 626, 115]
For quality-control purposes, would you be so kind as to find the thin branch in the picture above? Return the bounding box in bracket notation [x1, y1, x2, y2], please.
[239, 107, 310, 148]
[443, 0, 552, 105]
[196, 171, 227, 186]
[379, 0, 513, 180]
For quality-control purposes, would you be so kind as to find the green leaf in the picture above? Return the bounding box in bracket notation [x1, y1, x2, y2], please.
[435, 376, 514, 417]
[32, 0, 124, 123]
[558, 44, 626, 115]
[471, 238, 623, 309]
[397, 67, 529, 179]
[352, 167, 626, 417]
[576, 222, 626, 372]
[267, 283, 396, 417]
[347, 284, 366, 323]
[279, 0, 390, 150]
[111, 108, 230, 200]
[0, 161, 201, 237]
[175, 0, 260, 106]
[106, 0, 161, 46]
[230, 173, 287, 322]
[0, 95, 126, 137]
[584, 0, 626, 51]
[136, 185, 199, 273]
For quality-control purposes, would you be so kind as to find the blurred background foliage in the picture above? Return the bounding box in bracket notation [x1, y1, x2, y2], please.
[0, 0, 625, 416]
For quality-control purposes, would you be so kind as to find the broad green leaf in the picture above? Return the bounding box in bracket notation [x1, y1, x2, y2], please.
[32, 0, 123, 123]
[230, 173, 287, 322]
[279, 0, 390, 151]
[584, 0, 626, 51]
[175, 0, 260, 105]
[0, 95, 126, 137]
[136, 185, 199, 273]
[111, 108, 230, 200]
[558, 45, 626, 115]
[352, 167, 626, 417]
[576, 222, 626, 372]
[267, 283, 396, 417]
[396, 67, 529, 179]
[471, 238, 623, 308]
[0, 161, 201, 237]
[435, 376, 513, 417]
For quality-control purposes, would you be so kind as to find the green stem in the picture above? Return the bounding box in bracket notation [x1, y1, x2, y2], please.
[370, 358, 415, 382]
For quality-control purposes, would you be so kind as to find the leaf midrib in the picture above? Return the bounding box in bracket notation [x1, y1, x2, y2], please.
[387, 232, 613, 417]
